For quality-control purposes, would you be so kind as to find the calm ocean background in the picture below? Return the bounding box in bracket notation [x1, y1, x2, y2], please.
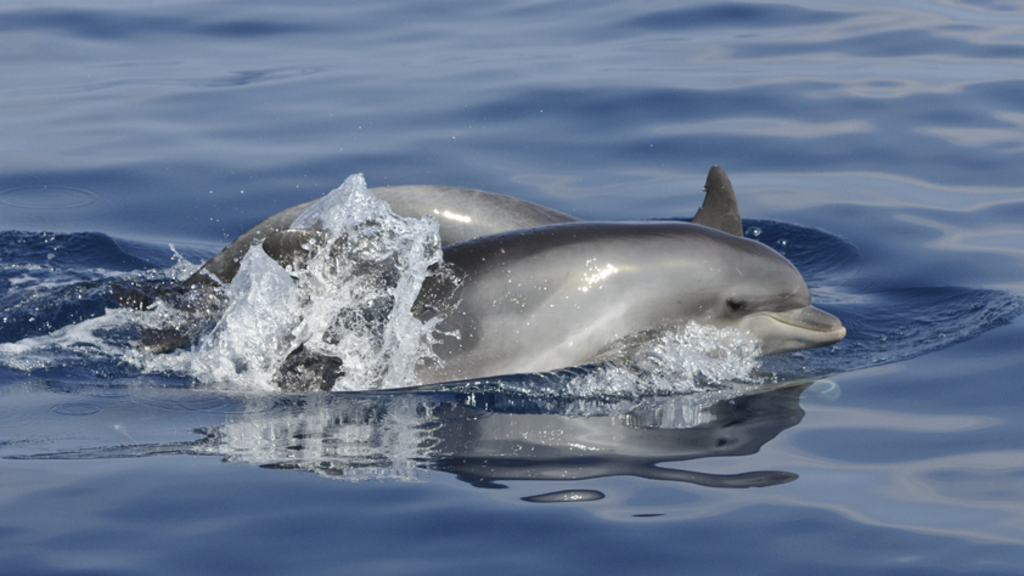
[3, 0, 1024, 574]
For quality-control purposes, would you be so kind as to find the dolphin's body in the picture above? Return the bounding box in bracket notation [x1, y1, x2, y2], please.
[173, 166, 844, 387]
[187, 185, 578, 287]
[414, 221, 844, 383]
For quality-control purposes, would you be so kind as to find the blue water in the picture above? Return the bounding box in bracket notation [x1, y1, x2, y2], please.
[3, 1, 1024, 574]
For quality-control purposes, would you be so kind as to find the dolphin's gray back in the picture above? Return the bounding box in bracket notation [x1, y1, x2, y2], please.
[374, 185, 579, 245]
[186, 185, 578, 287]
[186, 200, 318, 287]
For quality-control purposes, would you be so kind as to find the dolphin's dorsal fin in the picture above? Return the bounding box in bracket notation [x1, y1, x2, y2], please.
[692, 165, 743, 237]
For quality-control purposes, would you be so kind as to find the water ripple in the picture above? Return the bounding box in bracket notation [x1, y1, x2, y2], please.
[51, 403, 102, 416]
[0, 185, 100, 210]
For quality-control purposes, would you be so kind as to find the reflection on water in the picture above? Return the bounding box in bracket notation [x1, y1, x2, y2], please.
[425, 385, 803, 490]
[11, 382, 809, 492]
[6, 373, 1023, 546]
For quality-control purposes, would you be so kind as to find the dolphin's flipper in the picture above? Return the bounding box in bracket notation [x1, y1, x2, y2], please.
[692, 165, 743, 237]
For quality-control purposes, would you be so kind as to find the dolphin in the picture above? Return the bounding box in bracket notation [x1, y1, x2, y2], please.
[154, 166, 844, 388]
[412, 220, 845, 383]
[186, 185, 578, 287]
[186, 167, 742, 287]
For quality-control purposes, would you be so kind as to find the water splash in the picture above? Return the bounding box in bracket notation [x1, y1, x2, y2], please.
[559, 322, 763, 402]
[184, 174, 444, 392]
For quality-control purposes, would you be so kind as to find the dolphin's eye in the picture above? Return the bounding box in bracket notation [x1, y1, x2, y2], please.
[726, 298, 746, 313]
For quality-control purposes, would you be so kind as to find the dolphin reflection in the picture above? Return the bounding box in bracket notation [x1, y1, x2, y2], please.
[423, 384, 804, 489]
[12, 380, 811, 490]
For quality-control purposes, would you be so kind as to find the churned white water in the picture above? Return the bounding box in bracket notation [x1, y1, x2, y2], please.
[559, 322, 763, 399]
[183, 174, 445, 391]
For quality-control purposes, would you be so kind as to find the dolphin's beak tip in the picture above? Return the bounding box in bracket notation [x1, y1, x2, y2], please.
[756, 306, 846, 354]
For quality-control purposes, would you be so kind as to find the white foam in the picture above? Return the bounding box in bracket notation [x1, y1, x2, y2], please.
[563, 322, 763, 400]
[0, 308, 136, 371]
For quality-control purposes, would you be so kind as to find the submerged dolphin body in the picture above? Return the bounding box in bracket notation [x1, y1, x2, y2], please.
[172, 166, 844, 387]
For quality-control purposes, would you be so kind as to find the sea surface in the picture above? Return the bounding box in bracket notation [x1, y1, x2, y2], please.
[3, 0, 1024, 574]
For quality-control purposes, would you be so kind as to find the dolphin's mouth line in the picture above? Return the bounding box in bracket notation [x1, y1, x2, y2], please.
[758, 306, 845, 334]
[743, 306, 846, 356]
